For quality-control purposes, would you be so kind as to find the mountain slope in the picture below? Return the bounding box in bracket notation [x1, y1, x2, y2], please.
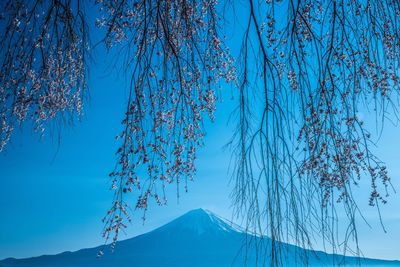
[1, 209, 399, 267]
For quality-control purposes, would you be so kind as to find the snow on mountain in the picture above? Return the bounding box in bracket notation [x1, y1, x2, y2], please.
[151, 208, 243, 235]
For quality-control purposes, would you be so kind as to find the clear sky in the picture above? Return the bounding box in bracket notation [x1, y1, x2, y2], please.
[1, 2, 400, 262]
[1, 62, 400, 261]
[0, 42, 238, 259]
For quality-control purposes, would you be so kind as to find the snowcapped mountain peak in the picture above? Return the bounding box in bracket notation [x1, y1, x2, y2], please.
[153, 208, 242, 236]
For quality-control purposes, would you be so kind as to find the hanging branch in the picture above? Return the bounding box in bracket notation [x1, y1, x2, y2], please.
[0, 0, 89, 151]
[97, 0, 235, 249]
[232, 0, 399, 266]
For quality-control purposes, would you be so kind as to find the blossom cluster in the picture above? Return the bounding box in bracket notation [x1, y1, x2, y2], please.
[97, 0, 235, 248]
[0, 0, 88, 151]
[232, 0, 400, 258]
[252, 0, 398, 207]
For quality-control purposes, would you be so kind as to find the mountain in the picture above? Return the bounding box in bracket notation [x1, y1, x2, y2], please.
[1, 209, 399, 267]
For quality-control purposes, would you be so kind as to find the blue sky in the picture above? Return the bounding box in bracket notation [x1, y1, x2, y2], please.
[0, 48, 237, 259]
[1, 59, 400, 260]
[1, 2, 400, 262]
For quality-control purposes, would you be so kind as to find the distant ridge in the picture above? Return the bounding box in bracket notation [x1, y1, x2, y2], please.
[1, 208, 399, 267]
